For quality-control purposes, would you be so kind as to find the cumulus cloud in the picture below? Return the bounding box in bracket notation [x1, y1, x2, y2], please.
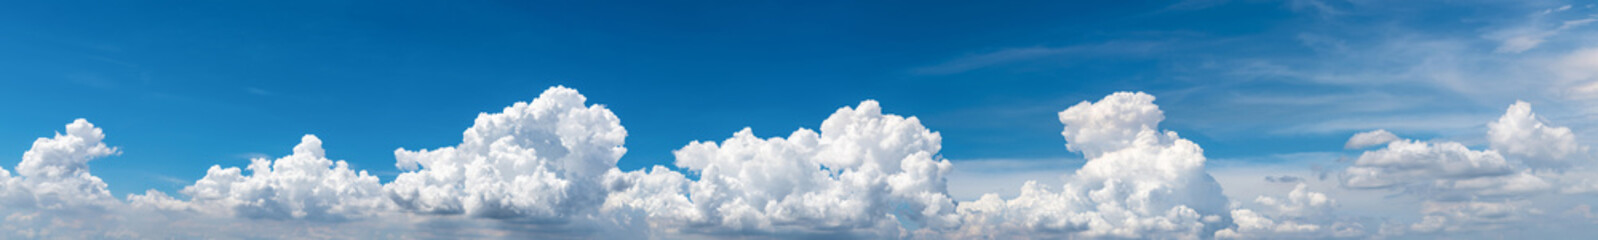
[1344, 129, 1398, 149]
[605, 100, 959, 237]
[1336, 100, 1596, 235]
[951, 92, 1230, 239]
[134, 135, 391, 221]
[1, 119, 120, 210]
[1487, 101, 1588, 168]
[1056, 92, 1166, 159]
[1341, 101, 1590, 203]
[0, 119, 132, 239]
[10, 86, 1597, 239]
[383, 86, 628, 220]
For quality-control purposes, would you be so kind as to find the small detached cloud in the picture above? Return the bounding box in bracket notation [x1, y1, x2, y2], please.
[1344, 129, 1398, 150]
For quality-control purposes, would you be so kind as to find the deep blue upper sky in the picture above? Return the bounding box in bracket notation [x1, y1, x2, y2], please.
[1, 0, 1576, 197]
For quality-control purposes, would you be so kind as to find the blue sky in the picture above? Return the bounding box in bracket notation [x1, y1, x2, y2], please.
[0, 0, 1357, 196]
[3, 0, 1598, 239]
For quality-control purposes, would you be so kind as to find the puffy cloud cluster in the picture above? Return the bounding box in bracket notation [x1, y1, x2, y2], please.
[383, 86, 628, 220]
[604, 100, 959, 237]
[133, 135, 391, 220]
[1, 87, 643, 238]
[0, 89, 1237, 238]
[0, 119, 120, 210]
[951, 92, 1231, 239]
[1487, 101, 1588, 168]
[0, 119, 164, 239]
[1214, 183, 1364, 239]
[11, 86, 1596, 239]
[1338, 100, 1591, 234]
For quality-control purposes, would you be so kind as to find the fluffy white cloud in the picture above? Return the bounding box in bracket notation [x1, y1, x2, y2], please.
[1, 119, 120, 210]
[383, 86, 628, 220]
[952, 92, 1231, 239]
[1214, 209, 1321, 239]
[136, 135, 391, 220]
[604, 100, 959, 237]
[1057, 92, 1166, 159]
[0, 119, 135, 239]
[1344, 129, 1398, 150]
[1487, 101, 1588, 168]
[10, 86, 1597, 239]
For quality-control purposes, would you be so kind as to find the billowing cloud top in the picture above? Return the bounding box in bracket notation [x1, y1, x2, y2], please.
[605, 100, 958, 237]
[2, 87, 1594, 239]
[384, 86, 627, 219]
[169, 135, 390, 220]
[955, 92, 1230, 239]
[1487, 101, 1588, 168]
[4, 119, 119, 209]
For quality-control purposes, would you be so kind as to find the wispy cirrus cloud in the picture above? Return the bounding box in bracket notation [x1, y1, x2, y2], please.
[910, 41, 1166, 75]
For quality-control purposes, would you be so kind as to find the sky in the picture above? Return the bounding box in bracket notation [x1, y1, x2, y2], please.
[1, 0, 1597, 239]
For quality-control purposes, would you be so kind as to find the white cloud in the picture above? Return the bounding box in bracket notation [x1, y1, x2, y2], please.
[7, 85, 1598, 239]
[0, 119, 143, 239]
[135, 135, 391, 221]
[951, 92, 1231, 239]
[1344, 129, 1398, 149]
[3, 119, 120, 210]
[1488, 101, 1588, 168]
[1341, 138, 1556, 203]
[0, 89, 650, 239]
[605, 100, 959, 237]
[1254, 183, 1334, 217]
[1340, 100, 1591, 205]
[1214, 183, 1369, 239]
[1214, 209, 1324, 239]
[1057, 92, 1167, 159]
[382, 86, 628, 220]
[1335, 100, 1598, 236]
